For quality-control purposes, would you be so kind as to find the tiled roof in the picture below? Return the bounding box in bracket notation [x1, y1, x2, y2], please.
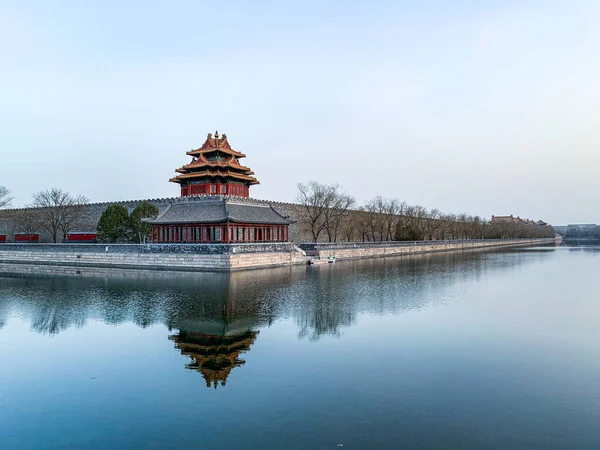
[173, 132, 259, 186]
[186, 132, 246, 158]
[181, 158, 252, 172]
[228, 202, 292, 224]
[171, 170, 259, 183]
[146, 199, 293, 225]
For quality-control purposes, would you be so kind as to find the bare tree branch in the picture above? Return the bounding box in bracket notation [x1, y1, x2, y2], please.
[0, 186, 13, 209]
[31, 188, 89, 243]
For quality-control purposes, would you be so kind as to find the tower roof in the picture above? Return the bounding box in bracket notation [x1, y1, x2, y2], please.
[171, 132, 259, 187]
[186, 131, 246, 158]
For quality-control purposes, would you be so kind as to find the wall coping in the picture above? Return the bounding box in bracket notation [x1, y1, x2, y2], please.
[0, 194, 301, 213]
[298, 238, 553, 251]
[0, 242, 297, 254]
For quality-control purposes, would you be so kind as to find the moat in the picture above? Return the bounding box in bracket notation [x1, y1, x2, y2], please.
[1, 245, 599, 449]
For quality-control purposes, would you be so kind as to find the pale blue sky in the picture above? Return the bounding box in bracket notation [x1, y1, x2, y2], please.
[1, 0, 599, 224]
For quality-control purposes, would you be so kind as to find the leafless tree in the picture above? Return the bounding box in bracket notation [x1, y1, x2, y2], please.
[297, 181, 354, 242]
[297, 182, 328, 241]
[298, 182, 551, 243]
[31, 188, 89, 243]
[363, 199, 381, 241]
[353, 208, 371, 242]
[0, 186, 13, 208]
[342, 210, 359, 241]
[396, 205, 427, 241]
[323, 190, 355, 242]
[363, 197, 404, 241]
[421, 208, 444, 240]
[12, 209, 42, 238]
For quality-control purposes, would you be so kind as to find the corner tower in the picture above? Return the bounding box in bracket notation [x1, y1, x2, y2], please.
[170, 131, 259, 197]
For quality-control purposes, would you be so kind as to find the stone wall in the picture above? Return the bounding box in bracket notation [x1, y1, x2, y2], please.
[0, 238, 553, 272]
[303, 238, 554, 260]
[0, 242, 306, 272]
[0, 195, 307, 243]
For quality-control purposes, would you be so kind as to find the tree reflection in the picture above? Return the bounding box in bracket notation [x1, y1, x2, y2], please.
[0, 248, 550, 345]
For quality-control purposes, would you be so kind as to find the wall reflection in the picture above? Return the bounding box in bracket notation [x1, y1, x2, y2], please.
[0, 248, 553, 386]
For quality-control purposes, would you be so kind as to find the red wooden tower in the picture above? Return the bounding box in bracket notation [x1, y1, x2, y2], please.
[147, 131, 293, 243]
[170, 131, 259, 197]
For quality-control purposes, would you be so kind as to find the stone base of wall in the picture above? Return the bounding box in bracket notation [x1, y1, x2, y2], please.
[311, 238, 554, 260]
[0, 243, 308, 272]
[0, 239, 554, 272]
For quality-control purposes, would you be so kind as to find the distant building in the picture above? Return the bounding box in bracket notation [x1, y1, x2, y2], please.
[553, 226, 568, 235]
[553, 224, 599, 238]
[491, 215, 551, 227]
[567, 224, 597, 229]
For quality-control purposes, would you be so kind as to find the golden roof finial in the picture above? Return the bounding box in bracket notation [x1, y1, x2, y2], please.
[214, 130, 219, 138]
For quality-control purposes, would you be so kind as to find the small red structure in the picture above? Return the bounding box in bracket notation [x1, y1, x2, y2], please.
[14, 233, 39, 242]
[67, 232, 97, 242]
[0, 235, 6, 243]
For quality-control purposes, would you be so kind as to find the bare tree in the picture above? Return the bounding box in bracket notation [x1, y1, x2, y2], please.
[342, 210, 360, 242]
[364, 199, 381, 241]
[297, 182, 354, 242]
[354, 208, 370, 242]
[297, 182, 328, 242]
[13, 209, 42, 239]
[383, 199, 403, 241]
[363, 197, 405, 241]
[397, 205, 427, 241]
[58, 195, 90, 240]
[421, 208, 444, 240]
[0, 186, 13, 208]
[323, 189, 355, 242]
[31, 188, 89, 243]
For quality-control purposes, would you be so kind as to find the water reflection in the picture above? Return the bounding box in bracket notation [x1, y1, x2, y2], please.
[0, 249, 553, 336]
[0, 249, 554, 386]
[170, 329, 260, 389]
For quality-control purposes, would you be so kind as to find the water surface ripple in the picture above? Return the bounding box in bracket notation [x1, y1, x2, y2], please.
[1, 246, 599, 449]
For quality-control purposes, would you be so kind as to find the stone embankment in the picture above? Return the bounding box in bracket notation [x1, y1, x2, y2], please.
[299, 238, 555, 260]
[0, 239, 554, 272]
[0, 243, 307, 272]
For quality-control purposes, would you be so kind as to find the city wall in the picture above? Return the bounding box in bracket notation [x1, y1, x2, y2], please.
[299, 238, 555, 260]
[0, 239, 554, 272]
[0, 195, 307, 243]
[0, 243, 307, 272]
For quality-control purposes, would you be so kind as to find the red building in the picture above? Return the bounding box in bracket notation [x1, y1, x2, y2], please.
[67, 232, 97, 242]
[14, 233, 39, 242]
[170, 131, 259, 197]
[0, 235, 6, 243]
[148, 132, 293, 244]
[148, 198, 291, 243]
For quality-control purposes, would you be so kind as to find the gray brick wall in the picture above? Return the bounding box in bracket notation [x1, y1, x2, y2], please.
[0, 239, 553, 272]
[0, 195, 309, 243]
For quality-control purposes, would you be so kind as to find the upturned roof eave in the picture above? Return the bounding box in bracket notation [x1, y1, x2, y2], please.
[186, 148, 246, 158]
[169, 171, 260, 184]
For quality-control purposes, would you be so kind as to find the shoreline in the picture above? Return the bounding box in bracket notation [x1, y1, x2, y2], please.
[0, 238, 555, 272]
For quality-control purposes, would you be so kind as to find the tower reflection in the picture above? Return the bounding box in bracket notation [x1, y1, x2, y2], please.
[170, 328, 259, 388]
[0, 247, 554, 389]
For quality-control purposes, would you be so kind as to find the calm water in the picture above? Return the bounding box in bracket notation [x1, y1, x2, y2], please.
[1, 246, 600, 449]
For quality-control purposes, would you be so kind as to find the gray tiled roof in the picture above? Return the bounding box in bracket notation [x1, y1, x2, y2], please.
[227, 202, 293, 224]
[146, 199, 293, 225]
